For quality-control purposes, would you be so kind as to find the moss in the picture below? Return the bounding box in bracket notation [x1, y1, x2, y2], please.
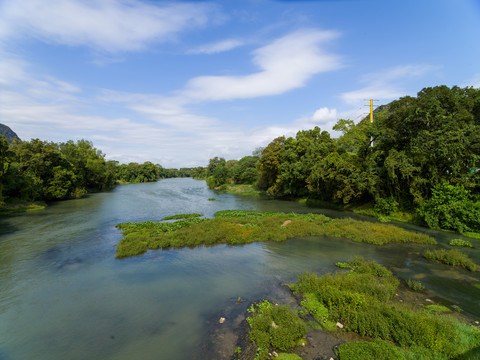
[336, 339, 407, 360]
[115, 210, 436, 258]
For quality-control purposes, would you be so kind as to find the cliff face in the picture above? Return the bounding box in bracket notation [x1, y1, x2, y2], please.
[0, 124, 20, 143]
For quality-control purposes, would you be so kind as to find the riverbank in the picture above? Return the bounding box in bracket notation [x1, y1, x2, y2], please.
[0, 201, 46, 215]
[219, 185, 480, 240]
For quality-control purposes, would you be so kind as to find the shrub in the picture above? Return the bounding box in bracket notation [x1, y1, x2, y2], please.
[407, 279, 425, 292]
[374, 197, 399, 215]
[419, 182, 480, 233]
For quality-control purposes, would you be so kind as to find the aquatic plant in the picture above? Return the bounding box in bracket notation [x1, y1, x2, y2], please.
[115, 210, 436, 258]
[423, 249, 478, 272]
[161, 213, 203, 220]
[449, 238, 473, 248]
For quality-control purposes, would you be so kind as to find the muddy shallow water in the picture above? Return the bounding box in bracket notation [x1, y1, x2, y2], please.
[0, 178, 478, 360]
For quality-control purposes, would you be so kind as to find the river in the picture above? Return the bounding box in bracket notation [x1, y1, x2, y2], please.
[0, 178, 478, 359]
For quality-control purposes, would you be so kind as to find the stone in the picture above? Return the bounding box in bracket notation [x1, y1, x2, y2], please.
[336, 322, 343, 329]
[425, 299, 433, 302]
[219, 317, 225, 324]
[271, 321, 278, 328]
[281, 220, 292, 227]
[272, 351, 278, 357]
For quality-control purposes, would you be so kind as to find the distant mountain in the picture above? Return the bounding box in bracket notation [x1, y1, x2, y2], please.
[0, 123, 20, 143]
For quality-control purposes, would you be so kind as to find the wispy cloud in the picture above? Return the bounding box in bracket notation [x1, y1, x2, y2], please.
[0, 0, 218, 52]
[182, 29, 342, 101]
[340, 65, 438, 105]
[188, 39, 244, 54]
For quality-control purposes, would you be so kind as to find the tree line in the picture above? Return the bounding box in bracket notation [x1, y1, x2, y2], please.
[0, 138, 186, 204]
[196, 86, 480, 233]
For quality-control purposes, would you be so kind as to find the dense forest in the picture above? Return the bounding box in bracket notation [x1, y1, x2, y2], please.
[0, 137, 187, 205]
[196, 86, 480, 233]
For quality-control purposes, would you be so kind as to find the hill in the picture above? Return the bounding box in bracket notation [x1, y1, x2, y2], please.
[0, 124, 20, 143]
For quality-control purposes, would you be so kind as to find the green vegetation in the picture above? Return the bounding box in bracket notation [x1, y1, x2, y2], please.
[197, 86, 480, 234]
[161, 213, 203, 220]
[246, 300, 306, 360]
[423, 304, 452, 314]
[465, 232, 480, 239]
[115, 210, 436, 258]
[423, 249, 478, 271]
[290, 258, 480, 360]
[0, 136, 192, 209]
[277, 354, 302, 360]
[450, 239, 474, 248]
[407, 279, 425, 292]
[336, 339, 407, 360]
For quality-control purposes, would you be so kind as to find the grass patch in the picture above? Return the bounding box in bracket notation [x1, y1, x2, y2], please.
[246, 300, 306, 360]
[223, 184, 263, 196]
[277, 354, 302, 360]
[0, 201, 47, 215]
[474, 284, 480, 290]
[423, 304, 451, 314]
[464, 232, 480, 239]
[208, 198, 216, 201]
[291, 257, 480, 359]
[424, 249, 478, 272]
[115, 210, 436, 258]
[407, 279, 425, 292]
[352, 203, 416, 223]
[161, 213, 203, 220]
[450, 239, 474, 248]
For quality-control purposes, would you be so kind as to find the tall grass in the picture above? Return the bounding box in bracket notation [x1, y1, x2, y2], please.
[115, 210, 436, 258]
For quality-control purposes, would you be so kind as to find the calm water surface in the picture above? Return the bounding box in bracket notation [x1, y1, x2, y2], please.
[0, 178, 479, 359]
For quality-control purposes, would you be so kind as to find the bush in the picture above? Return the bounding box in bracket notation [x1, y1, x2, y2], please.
[407, 279, 425, 292]
[419, 183, 480, 233]
[374, 197, 399, 215]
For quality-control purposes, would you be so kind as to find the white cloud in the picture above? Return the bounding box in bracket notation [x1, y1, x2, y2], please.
[0, 0, 217, 52]
[188, 39, 244, 54]
[341, 65, 437, 105]
[182, 29, 342, 101]
[311, 107, 337, 124]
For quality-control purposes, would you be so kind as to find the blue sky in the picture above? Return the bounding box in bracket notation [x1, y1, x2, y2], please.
[1, 0, 479, 168]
